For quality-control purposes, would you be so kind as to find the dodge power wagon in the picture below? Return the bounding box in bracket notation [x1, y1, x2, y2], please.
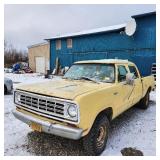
[13, 59, 155, 155]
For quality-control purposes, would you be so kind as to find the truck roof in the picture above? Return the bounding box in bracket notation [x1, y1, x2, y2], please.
[74, 59, 135, 65]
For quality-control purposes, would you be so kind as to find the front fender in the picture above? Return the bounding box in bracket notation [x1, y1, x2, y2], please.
[75, 88, 115, 136]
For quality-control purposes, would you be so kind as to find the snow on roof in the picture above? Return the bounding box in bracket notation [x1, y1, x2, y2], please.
[45, 23, 126, 40]
[132, 11, 156, 18]
[28, 42, 48, 49]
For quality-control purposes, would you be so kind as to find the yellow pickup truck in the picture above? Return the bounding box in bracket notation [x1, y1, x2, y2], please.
[13, 59, 155, 155]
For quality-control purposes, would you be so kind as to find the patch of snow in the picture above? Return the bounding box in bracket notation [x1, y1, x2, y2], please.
[4, 73, 61, 89]
[102, 91, 156, 156]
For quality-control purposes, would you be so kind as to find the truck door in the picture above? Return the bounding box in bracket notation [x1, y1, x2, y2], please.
[128, 65, 143, 105]
[116, 65, 133, 114]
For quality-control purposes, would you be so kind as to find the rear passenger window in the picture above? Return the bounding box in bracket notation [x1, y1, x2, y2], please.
[129, 66, 139, 79]
[118, 65, 128, 82]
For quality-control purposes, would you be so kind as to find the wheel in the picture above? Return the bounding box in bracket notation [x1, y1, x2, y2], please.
[137, 91, 150, 109]
[82, 114, 109, 156]
[4, 85, 7, 94]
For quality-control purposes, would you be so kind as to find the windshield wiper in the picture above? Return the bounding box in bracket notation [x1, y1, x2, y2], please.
[62, 77, 68, 79]
[77, 76, 99, 84]
[62, 77, 74, 81]
[63, 76, 99, 84]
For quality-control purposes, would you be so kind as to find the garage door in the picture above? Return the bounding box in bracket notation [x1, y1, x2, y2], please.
[36, 57, 45, 73]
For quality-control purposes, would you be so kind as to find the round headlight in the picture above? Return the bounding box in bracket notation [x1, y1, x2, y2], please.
[67, 105, 77, 117]
[15, 92, 21, 103]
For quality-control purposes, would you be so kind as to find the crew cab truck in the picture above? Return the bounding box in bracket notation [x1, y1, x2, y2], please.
[13, 59, 155, 155]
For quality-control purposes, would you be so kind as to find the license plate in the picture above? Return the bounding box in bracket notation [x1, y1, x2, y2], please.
[30, 122, 42, 132]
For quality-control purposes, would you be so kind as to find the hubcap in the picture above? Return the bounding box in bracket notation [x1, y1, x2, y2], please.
[96, 125, 107, 148]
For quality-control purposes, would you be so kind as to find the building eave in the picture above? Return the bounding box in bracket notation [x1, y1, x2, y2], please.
[28, 42, 49, 49]
[45, 23, 126, 41]
[132, 11, 156, 19]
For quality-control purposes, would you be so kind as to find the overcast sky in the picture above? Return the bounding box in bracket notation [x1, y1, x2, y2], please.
[4, 4, 155, 51]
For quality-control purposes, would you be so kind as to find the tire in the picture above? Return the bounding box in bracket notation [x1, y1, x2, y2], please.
[137, 91, 150, 109]
[82, 114, 109, 156]
[4, 85, 7, 94]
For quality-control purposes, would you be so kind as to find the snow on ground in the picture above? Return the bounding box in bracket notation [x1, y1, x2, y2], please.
[4, 73, 156, 156]
[4, 73, 59, 89]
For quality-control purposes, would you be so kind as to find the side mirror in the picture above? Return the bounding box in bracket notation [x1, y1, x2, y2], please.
[126, 73, 134, 85]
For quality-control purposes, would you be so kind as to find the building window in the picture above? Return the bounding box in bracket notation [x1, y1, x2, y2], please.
[67, 38, 72, 48]
[56, 40, 61, 50]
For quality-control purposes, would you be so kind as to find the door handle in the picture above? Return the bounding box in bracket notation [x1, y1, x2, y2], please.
[113, 92, 118, 95]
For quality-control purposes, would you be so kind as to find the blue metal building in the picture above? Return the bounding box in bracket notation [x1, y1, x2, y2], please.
[47, 12, 156, 76]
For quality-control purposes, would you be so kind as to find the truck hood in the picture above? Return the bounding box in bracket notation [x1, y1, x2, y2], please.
[16, 79, 112, 100]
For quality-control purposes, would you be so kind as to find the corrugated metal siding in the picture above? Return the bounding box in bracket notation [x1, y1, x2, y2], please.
[50, 14, 155, 76]
[131, 49, 155, 76]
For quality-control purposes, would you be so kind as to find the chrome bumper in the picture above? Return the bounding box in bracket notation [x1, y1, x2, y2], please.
[12, 110, 83, 140]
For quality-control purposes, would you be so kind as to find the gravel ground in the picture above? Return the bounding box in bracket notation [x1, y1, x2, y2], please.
[4, 73, 156, 156]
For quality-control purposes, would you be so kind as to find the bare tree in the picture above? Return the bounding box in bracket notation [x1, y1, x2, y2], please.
[4, 41, 28, 67]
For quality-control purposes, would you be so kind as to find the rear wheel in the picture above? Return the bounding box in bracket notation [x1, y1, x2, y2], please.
[137, 91, 150, 109]
[4, 85, 7, 94]
[82, 114, 109, 156]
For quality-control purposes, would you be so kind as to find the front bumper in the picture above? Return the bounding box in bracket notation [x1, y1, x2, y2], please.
[12, 109, 83, 140]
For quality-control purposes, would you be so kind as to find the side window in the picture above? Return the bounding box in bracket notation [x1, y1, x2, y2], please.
[118, 65, 128, 82]
[56, 40, 61, 50]
[67, 38, 72, 48]
[129, 65, 139, 79]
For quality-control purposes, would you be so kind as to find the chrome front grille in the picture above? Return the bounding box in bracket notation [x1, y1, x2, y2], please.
[16, 91, 66, 120]
[20, 94, 64, 115]
[14, 90, 79, 124]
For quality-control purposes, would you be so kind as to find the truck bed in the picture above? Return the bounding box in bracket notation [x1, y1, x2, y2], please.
[141, 75, 155, 98]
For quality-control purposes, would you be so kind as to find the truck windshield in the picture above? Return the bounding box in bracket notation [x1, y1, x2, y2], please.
[63, 63, 115, 83]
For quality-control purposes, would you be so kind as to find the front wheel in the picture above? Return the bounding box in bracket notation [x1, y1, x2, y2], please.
[82, 114, 109, 156]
